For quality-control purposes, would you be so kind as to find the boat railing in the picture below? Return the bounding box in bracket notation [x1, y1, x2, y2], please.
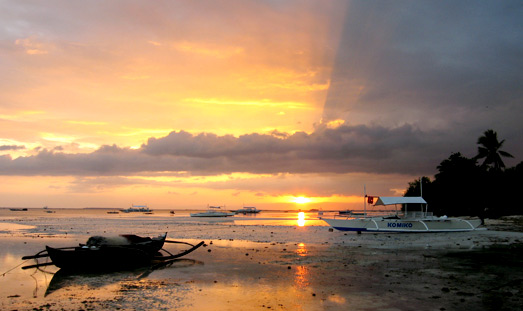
[332, 211, 397, 219]
[331, 210, 436, 220]
[404, 211, 433, 219]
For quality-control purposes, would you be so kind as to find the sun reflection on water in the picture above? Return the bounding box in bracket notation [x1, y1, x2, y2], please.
[293, 243, 309, 288]
[296, 243, 308, 257]
[293, 265, 310, 288]
[297, 212, 305, 227]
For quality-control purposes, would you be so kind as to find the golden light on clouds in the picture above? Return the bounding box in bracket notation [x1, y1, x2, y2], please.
[66, 121, 108, 126]
[0, 1, 434, 210]
[277, 194, 362, 205]
[40, 132, 78, 143]
[324, 119, 345, 129]
[184, 98, 312, 109]
[0, 110, 46, 121]
[173, 41, 244, 58]
[15, 37, 49, 55]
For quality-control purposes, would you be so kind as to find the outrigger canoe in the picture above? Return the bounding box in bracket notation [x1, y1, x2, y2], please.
[320, 196, 483, 233]
[22, 233, 204, 271]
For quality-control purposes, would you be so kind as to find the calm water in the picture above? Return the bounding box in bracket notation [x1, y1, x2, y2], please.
[1, 208, 520, 310]
[0, 208, 332, 310]
[0, 207, 328, 228]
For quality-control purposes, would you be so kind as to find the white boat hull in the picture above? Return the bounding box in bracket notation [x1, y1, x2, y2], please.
[322, 217, 482, 233]
[190, 212, 235, 217]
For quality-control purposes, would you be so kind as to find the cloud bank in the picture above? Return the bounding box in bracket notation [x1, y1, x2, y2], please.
[1, 124, 465, 177]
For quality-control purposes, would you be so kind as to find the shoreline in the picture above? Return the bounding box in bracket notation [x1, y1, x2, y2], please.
[1, 215, 522, 310]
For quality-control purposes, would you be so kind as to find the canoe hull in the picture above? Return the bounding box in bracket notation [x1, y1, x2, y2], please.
[46, 245, 156, 271]
[46, 233, 168, 271]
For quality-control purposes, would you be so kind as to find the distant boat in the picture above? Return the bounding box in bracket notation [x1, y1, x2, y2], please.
[120, 204, 152, 213]
[190, 205, 235, 217]
[321, 196, 483, 233]
[231, 206, 261, 214]
[107, 211, 119, 214]
[10, 208, 28, 211]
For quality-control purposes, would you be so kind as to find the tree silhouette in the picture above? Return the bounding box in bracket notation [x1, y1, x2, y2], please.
[403, 130, 521, 217]
[434, 153, 483, 216]
[474, 129, 514, 171]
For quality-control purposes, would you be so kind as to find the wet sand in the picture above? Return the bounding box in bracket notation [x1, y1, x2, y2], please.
[1, 211, 522, 310]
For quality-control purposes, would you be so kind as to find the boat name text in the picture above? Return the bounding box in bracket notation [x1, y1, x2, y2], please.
[387, 222, 413, 228]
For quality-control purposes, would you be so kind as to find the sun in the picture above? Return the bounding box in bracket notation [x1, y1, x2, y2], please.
[293, 196, 311, 204]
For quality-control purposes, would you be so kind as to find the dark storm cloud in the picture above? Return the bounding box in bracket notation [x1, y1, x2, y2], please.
[323, 1, 523, 157]
[0, 125, 463, 176]
[0, 145, 25, 151]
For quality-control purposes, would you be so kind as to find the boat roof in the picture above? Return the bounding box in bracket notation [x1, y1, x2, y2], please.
[374, 197, 427, 206]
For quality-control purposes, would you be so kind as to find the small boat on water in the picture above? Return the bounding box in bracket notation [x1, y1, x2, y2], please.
[321, 196, 483, 233]
[21, 233, 204, 271]
[231, 206, 261, 214]
[9, 208, 28, 211]
[120, 204, 152, 213]
[190, 205, 235, 217]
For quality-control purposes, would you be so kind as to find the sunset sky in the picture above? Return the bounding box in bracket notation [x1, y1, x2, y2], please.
[1, 1, 522, 210]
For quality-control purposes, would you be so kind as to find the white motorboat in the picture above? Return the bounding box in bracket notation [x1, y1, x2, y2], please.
[321, 196, 482, 233]
[190, 205, 235, 217]
[120, 205, 152, 213]
[231, 206, 261, 214]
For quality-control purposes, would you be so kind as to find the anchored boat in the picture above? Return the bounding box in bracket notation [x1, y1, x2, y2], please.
[190, 205, 235, 217]
[120, 204, 152, 213]
[321, 196, 482, 233]
[22, 233, 204, 271]
[231, 206, 261, 214]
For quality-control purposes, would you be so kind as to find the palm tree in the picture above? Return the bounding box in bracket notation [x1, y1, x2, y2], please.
[474, 129, 514, 171]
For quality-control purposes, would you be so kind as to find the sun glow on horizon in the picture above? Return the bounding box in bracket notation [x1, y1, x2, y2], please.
[293, 196, 312, 204]
[277, 194, 363, 207]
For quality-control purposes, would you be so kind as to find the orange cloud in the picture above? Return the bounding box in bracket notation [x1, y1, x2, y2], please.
[15, 37, 50, 55]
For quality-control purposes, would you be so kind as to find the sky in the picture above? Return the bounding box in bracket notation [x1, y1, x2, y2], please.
[1, 0, 522, 210]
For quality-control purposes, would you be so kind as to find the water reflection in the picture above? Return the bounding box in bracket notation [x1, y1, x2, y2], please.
[293, 265, 310, 288]
[293, 243, 309, 288]
[297, 212, 305, 227]
[0, 223, 35, 231]
[44, 259, 203, 296]
[296, 243, 308, 257]
[328, 294, 347, 304]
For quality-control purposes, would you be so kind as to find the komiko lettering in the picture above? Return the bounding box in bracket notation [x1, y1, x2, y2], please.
[387, 222, 413, 228]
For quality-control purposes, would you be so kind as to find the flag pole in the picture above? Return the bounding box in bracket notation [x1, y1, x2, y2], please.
[364, 185, 367, 217]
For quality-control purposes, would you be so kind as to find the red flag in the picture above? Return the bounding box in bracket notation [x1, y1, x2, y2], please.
[367, 196, 374, 204]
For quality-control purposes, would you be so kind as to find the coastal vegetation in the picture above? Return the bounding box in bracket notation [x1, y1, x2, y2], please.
[404, 129, 521, 218]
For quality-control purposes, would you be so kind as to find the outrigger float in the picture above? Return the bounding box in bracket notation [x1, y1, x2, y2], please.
[321, 196, 483, 233]
[21, 233, 204, 271]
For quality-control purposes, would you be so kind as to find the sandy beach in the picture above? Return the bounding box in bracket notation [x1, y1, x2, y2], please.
[1, 209, 522, 311]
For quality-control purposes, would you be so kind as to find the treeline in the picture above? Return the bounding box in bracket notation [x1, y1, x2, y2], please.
[404, 130, 522, 218]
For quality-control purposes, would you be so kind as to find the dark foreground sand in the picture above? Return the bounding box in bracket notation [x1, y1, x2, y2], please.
[1, 214, 522, 311]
